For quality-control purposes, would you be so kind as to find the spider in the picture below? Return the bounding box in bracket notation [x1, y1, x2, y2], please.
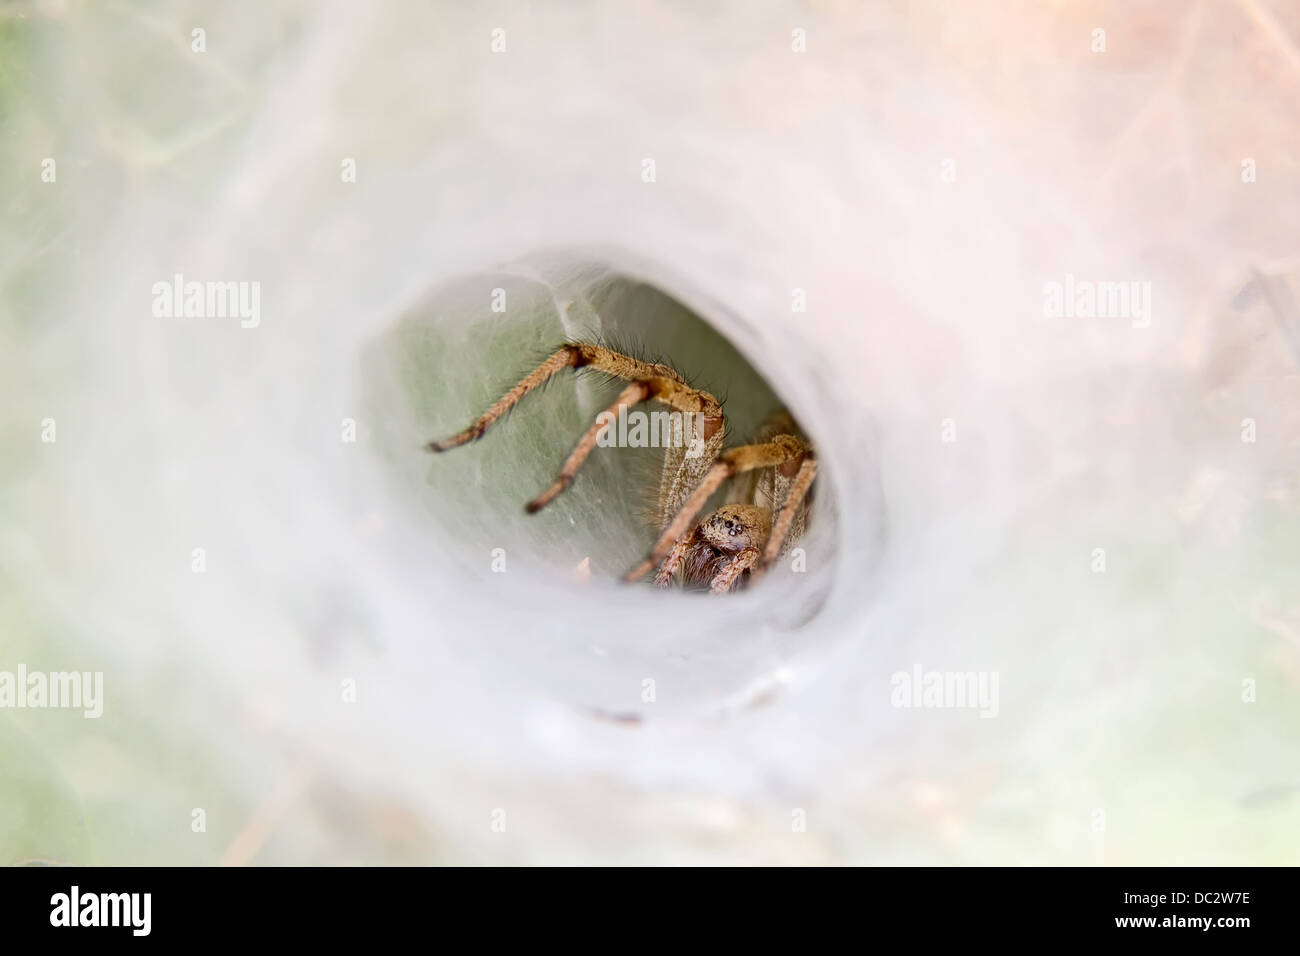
[427, 343, 816, 593]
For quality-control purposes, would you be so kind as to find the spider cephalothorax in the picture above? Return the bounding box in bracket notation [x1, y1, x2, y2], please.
[428, 343, 816, 593]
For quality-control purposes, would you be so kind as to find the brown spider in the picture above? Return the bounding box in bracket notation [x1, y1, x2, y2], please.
[427, 343, 816, 593]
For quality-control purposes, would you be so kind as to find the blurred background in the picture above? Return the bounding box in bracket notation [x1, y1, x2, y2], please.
[1, 0, 1297, 864]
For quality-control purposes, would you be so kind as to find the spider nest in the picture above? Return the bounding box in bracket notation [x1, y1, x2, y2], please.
[428, 342, 816, 593]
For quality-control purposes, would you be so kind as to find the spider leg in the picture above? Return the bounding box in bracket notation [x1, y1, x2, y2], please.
[427, 346, 581, 451]
[514, 346, 727, 511]
[652, 531, 698, 588]
[429, 343, 726, 512]
[526, 381, 650, 513]
[753, 456, 817, 578]
[710, 546, 760, 593]
[623, 434, 809, 583]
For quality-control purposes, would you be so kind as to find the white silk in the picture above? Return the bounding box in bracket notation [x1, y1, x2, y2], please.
[2, 1, 1298, 864]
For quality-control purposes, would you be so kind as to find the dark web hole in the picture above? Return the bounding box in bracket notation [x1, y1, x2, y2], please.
[361, 253, 841, 607]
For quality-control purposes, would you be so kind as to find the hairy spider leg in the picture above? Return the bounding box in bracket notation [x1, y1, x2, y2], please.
[755, 456, 817, 577]
[526, 381, 649, 512]
[428, 344, 725, 513]
[426, 346, 580, 452]
[709, 547, 761, 593]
